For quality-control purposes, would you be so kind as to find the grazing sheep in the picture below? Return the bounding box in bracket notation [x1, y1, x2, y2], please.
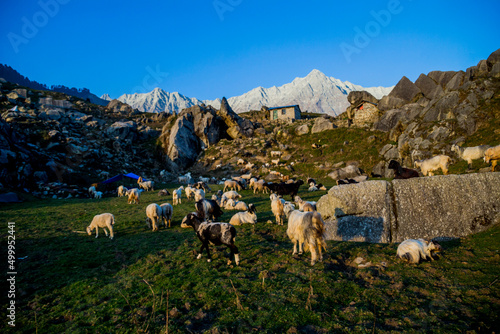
[285, 208, 326, 266]
[232, 176, 247, 189]
[224, 199, 249, 211]
[146, 203, 163, 231]
[396, 239, 442, 264]
[484, 144, 500, 172]
[388, 160, 420, 179]
[414, 155, 452, 176]
[294, 196, 317, 212]
[229, 204, 257, 225]
[194, 188, 205, 202]
[253, 179, 269, 194]
[271, 159, 280, 166]
[195, 199, 224, 221]
[117, 185, 128, 197]
[173, 186, 184, 205]
[240, 173, 252, 180]
[126, 188, 140, 204]
[265, 180, 304, 200]
[137, 176, 154, 191]
[199, 176, 210, 183]
[93, 191, 103, 199]
[223, 180, 242, 192]
[271, 197, 285, 225]
[181, 212, 240, 265]
[158, 189, 171, 197]
[88, 185, 97, 198]
[86, 213, 115, 239]
[160, 203, 173, 228]
[245, 162, 255, 169]
[451, 144, 491, 168]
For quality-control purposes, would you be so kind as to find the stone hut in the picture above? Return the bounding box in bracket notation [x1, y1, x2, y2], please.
[269, 105, 301, 121]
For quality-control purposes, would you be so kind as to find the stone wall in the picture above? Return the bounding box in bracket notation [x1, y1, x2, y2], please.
[316, 172, 500, 243]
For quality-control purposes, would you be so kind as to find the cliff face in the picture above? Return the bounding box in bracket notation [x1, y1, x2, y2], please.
[317, 173, 500, 243]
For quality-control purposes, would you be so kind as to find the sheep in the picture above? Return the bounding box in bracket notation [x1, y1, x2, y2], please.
[252, 179, 269, 194]
[86, 213, 115, 239]
[160, 202, 173, 228]
[199, 176, 210, 183]
[88, 185, 96, 198]
[184, 185, 196, 201]
[388, 160, 420, 179]
[308, 184, 318, 192]
[117, 185, 128, 197]
[223, 180, 242, 192]
[285, 208, 326, 266]
[271, 197, 285, 225]
[271, 159, 280, 166]
[265, 180, 304, 200]
[451, 144, 491, 168]
[194, 188, 205, 202]
[158, 189, 171, 197]
[396, 239, 442, 264]
[229, 204, 257, 226]
[181, 212, 240, 265]
[224, 198, 249, 211]
[270, 151, 283, 157]
[173, 186, 184, 205]
[231, 176, 247, 189]
[237, 158, 245, 165]
[245, 162, 255, 169]
[137, 176, 154, 191]
[414, 155, 452, 176]
[221, 191, 242, 206]
[146, 203, 163, 231]
[195, 199, 224, 221]
[194, 181, 211, 193]
[178, 172, 192, 184]
[240, 173, 252, 180]
[94, 191, 103, 199]
[126, 188, 140, 204]
[294, 196, 317, 212]
[484, 144, 500, 172]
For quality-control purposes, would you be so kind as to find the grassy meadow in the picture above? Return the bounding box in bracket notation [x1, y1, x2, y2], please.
[1, 182, 499, 334]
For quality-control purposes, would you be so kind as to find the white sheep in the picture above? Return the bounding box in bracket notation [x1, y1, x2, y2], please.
[137, 178, 154, 191]
[271, 159, 280, 166]
[126, 188, 140, 204]
[117, 185, 128, 197]
[240, 173, 252, 180]
[88, 185, 96, 198]
[451, 144, 490, 168]
[237, 158, 245, 165]
[194, 188, 205, 202]
[414, 155, 451, 176]
[396, 239, 442, 264]
[245, 162, 255, 169]
[271, 197, 285, 225]
[229, 204, 257, 225]
[484, 144, 500, 172]
[252, 179, 269, 194]
[178, 172, 192, 184]
[184, 186, 196, 201]
[173, 186, 184, 205]
[146, 203, 162, 231]
[223, 180, 242, 192]
[94, 191, 103, 199]
[86, 213, 115, 239]
[221, 191, 242, 206]
[160, 202, 173, 228]
[285, 208, 326, 266]
[270, 151, 283, 157]
[224, 198, 249, 211]
[294, 196, 317, 212]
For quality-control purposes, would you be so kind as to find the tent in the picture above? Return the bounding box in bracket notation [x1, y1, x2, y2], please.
[100, 173, 148, 185]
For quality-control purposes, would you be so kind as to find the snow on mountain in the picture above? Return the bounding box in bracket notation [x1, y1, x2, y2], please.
[100, 94, 112, 101]
[115, 70, 393, 116]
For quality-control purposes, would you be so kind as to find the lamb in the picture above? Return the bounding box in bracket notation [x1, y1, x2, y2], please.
[194, 188, 205, 202]
[271, 196, 285, 225]
[223, 180, 242, 192]
[94, 191, 103, 199]
[117, 185, 128, 197]
[396, 239, 442, 264]
[388, 160, 420, 179]
[137, 176, 154, 191]
[173, 186, 184, 205]
[285, 207, 326, 266]
[195, 199, 224, 221]
[86, 213, 115, 239]
[451, 144, 490, 168]
[414, 155, 452, 176]
[484, 144, 500, 172]
[229, 204, 257, 225]
[160, 202, 173, 228]
[126, 188, 140, 204]
[181, 212, 240, 265]
[146, 203, 163, 231]
[224, 198, 249, 211]
[294, 196, 317, 212]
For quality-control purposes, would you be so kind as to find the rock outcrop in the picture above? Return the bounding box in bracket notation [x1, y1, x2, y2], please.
[317, 173, 500, 243]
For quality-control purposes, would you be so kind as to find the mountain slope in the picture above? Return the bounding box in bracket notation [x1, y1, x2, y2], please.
[114, 70, 393, 116]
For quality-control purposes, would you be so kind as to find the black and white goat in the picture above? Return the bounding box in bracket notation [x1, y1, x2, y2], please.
[195, 199, 224, 221]
[181, 213, 240, 265]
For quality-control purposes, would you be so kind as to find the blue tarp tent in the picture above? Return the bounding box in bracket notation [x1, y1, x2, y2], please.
[100, 173, 148, 185]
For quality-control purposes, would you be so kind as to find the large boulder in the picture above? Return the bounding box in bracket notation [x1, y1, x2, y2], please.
[166, 113, 202, 169]
[295, 124, 309, 136]
[328, 164, 362, 180]
[217, 97, 254, 139]
[106, 121, 138, 141]
[107, 99, 134, 115]
[347, 90, 378, 107]
[317, 173, 500, 243]
[311, 117, 335, 133]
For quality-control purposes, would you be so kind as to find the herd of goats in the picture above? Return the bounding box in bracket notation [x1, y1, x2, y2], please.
[82, 142, 500, 266]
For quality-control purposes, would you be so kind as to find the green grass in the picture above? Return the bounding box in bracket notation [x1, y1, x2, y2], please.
[1, 184, 499, 333]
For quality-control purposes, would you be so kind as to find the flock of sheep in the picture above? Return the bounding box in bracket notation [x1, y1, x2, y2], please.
[84, 142, 500, 267]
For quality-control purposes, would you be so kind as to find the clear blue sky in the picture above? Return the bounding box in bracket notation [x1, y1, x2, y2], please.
[1, 0, 499, 100]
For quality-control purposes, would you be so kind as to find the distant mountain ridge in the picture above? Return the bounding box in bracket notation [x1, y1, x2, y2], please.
[108, 69, 393, 116]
